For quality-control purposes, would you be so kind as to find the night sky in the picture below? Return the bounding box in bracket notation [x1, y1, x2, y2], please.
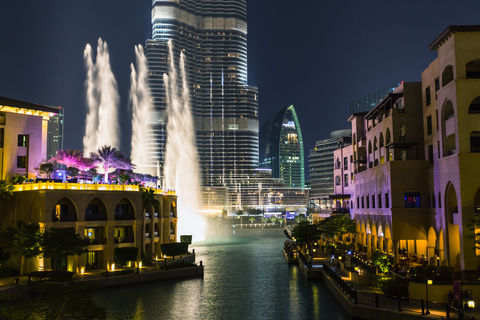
[1, 1, 480, 179]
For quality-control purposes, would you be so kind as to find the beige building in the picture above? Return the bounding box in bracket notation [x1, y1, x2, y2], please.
[335, 25, 480, 271]
[0, 96, 178, 274]
[0, 96, 59, 181]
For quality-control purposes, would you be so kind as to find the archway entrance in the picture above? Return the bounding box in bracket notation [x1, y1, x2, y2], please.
[445, 182, 461, 270]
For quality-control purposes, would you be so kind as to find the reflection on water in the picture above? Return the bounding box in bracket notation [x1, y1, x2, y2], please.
[95, 229, 351, 320]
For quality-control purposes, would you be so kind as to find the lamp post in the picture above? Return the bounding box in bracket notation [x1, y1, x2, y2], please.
[425, 278, 432, 314]
[466, 289, 475, 310]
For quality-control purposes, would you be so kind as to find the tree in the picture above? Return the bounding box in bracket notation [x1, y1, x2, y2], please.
[1, 221, 41, 276]
[41, 228, 89, 271]
[291, 221, 322, 254]
[247, 208, 263, 215]
[0, 180, 14, 201]
[38, 162, 55, 179]
[235, 209, 244, 216]
[49, 149, 84, 168]
[318, 214, 356, 242]
[295, 214, 307, 222]
[271, 217, 278, 224]
[90, 146, 135, 183]
[0, 246, 11, 266]
[141, 187, 160, 212]
[371, 250, 391, 273]
[0, 281, 106, 320]
[249, 217, 255, 223]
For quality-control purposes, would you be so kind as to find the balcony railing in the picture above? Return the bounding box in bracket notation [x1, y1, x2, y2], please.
[88, 238, 107, 245]
[170, 229, 175, 235]
[154, 231, 159, 237]
[53, 214, 77, 222]
[114, 236, 134, 244]
[145, 213, 150, 219]
[332, 208, 350, 214]
[145, 233, 150, 239]
[13, 182, 175, 195]
[114, 214, 135, 221]
[154, 213, 159, 219]
[85, 214, 107, 221]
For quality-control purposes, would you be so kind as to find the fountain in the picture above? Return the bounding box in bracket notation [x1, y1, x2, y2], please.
[130, 45, 152, 174]
[163, 41, 205, 242]
[83, 38, 120, 154]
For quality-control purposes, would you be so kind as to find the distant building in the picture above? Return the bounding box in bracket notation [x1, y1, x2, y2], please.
[46, 106, 64, 161]
[309, 129, 351, 200]
[259, 105, 304, 189]
[349, 84, 400, 115]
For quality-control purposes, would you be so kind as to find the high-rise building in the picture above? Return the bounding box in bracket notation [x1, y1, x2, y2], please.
[46, 106, 64, 161]
[145, 0, 259, 186]
[309, 129, 351, 200]
[349, 84, 400, 115]
[259, 105, 304, 189]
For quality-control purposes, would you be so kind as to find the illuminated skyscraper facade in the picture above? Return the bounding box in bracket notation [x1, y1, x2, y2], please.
[145, 0, 259, 186]
[259, 105, 304, 189]
[46, 106, 64, 161]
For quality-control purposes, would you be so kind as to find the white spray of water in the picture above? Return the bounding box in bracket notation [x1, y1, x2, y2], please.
[130, 45, 152, 174]
[164, 41, 205, 242]
[83, 38, 120, 154]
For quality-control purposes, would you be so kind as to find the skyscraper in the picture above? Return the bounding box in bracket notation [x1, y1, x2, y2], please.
[259, 105, 304, 189]
[145, 0, 259, 186]
[46, 106, 64, 161]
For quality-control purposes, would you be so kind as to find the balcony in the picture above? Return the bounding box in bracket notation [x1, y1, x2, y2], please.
[53, 214, 76, 222]
[332, 208, 350, 214]
[85, 214, 107, 221]
[114, 214, 135, 221]
[88, 238, 107, 245]
[114, 236, 134, 244]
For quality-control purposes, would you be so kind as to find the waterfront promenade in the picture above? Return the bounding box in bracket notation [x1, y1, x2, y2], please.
[294, 250, 479, 319]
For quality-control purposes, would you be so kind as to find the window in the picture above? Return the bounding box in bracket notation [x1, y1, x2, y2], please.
[344, 157, 348, 169]
[357, 197, 360, 209]
[385, 192, 390, 208]
[432, 193, 436, 208]
[434, 78, 440, 92]
[397, 100, 404, 113]
[361, 197, 364, 209]
[405, 192, 421, 208]
[85, 205, 99, 215]
[399, 125, 405, 141]
[437, 141, 441, 159]
[344, 174, 348, 187]
[427, 115, 432, 135]
[426, 86, 431, 106]
[0, 128, 3, 148]
[115, 205, 129, 215]
[350, 155, 353, 163]
[16, 156, 26, 169]
[436, 110, 439, 131]
[335, 176, 341, 186]
[378, 193, 382, 208]
[351, 172, 354, 181]
[366, 195, 370, 208]
[428, 145, 434, 165]
[372, 195, 375, 209]
[438, 192, 441, 208]
[399, 150, 406, 161]
[18, 134, 28, 147]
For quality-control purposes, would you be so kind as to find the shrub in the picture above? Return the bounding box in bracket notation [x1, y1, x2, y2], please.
[379, 276, 409, 297]
[371, 274, 383, 289]
[101, 269, 134, 277]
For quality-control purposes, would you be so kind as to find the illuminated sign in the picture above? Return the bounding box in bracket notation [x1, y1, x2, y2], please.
[283, 121, 296, 129]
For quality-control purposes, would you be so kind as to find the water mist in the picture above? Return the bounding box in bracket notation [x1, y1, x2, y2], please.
[163, 41, 205, 242]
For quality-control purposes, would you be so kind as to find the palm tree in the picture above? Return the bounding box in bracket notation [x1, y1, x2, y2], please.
[49, 149, 84, 168]
[90, 146, 135, 183]
[38, 162, 55, 179]
[1, 221, 41, 276]
[0, 180, 14, 201]
[141, 187, 160, 213]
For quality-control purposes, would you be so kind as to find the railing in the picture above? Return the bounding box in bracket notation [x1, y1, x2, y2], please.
[114, 214, 135, 221]
[53, 214, 76, 222]
[88, 238, 107, 245]
[145, 213, 150, 219]
[170, 212, 176, 218]
[154, 213, 159, 218]
[14, 182, 176, 195]
[85, 214, 107, 221]
[154, 231, 159, 237]
[323, 263, 357, 304]
[114, 236, 134, 244]
[332, 208, 350, 214]
[145, 233, 150, 239]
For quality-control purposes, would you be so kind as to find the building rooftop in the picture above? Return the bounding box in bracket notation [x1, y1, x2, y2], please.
[429, 25, 480, 50]
[0, 96, 60, 118]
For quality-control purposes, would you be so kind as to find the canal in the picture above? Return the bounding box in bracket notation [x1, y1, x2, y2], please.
[95, 229, 351, 319]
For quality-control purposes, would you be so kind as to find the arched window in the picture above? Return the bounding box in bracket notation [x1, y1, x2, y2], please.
[379, 133, 384, 148]
[432, 193, 436, 209]
[468, 96, 480, 114]
[399, 125, 405, 141]
[438, 192, 442, 208]
[442, 65, 454, 87]
[466, 59, 480, 79]
[386, 128, 391, 144]
[374, 137, 378, 151]
[368, 141, 372, 154]
[444, 100, 454, 120]
[335, 176, 341, 186]
[470, 131, 480, 153]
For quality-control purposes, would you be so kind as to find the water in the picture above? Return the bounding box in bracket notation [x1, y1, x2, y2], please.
[83, 38, 120, 154]
[163, 40, 205, 242]
[130, 45, 153, 174]
[95, 229, 351, 320]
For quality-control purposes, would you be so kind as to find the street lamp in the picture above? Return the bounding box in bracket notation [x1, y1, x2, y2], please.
[466, 289, 475, 309]
[425, 278, 433, 314]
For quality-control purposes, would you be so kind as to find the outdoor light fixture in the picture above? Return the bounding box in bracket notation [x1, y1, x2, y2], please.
[466, 289, 475, 309]
[139, 261, 142, 268]
[355, 266, 359, 271]
[81, 267, 85, 274]
[111, 263, 115, 271]
[427, 279, 433, 285]
[313, 249, 316, 252]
